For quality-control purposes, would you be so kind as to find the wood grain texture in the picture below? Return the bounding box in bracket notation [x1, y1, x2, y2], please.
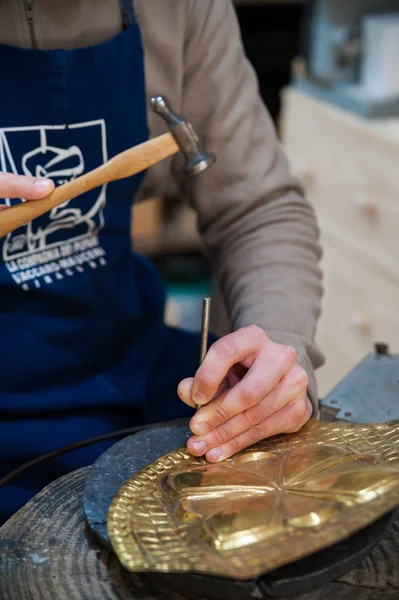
[280, 87, 399, 397]
[0, 467, 398, 600]
[0, 132, 179, 239]
[281, 88, 399, 281]
[315, 223, 399, 396]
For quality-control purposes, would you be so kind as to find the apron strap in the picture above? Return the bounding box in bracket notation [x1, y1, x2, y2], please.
[119, 0, 137, 28]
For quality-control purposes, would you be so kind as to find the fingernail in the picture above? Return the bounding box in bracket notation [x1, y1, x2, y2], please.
[208, 448, 223, 462]
[193, 392, 207, 405]
[191, 421, 209, 436]
[192, 440, 207, 455]
[34, 178, 53, 192]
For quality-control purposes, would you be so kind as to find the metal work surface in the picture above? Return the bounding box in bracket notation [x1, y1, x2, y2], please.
[108, 420, 399, 581]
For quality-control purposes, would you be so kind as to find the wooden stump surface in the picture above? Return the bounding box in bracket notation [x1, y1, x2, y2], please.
[0, 467, 399, 599]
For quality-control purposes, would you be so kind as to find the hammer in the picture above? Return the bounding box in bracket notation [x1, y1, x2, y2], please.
[0, 96, 216, 239]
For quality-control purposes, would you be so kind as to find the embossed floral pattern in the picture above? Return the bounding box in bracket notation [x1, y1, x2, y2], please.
[108, 420, 399, 580]
[167, 445, 397, 552]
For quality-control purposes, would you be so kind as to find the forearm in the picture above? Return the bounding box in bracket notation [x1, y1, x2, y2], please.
[178, 0, 324, 413]
[210, 188, 324, 414]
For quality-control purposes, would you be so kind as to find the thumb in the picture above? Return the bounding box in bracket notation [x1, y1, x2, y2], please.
[177, 377, 196, 408]
[0, 172, 54, 202]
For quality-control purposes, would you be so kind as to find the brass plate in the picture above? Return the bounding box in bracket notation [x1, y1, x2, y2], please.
[107, 420, 399, 580]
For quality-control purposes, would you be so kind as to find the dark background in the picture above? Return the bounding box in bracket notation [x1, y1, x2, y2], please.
[236, 2, 306, 122]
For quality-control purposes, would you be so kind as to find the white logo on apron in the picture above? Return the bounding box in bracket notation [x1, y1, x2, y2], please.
[0, 120, 108, 290]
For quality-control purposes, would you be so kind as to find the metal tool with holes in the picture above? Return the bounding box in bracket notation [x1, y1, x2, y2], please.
[320, 343, 399, 423]
[0, 95, 216, 239]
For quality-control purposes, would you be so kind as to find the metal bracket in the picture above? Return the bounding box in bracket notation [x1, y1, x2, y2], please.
[321, 344, 399, 423]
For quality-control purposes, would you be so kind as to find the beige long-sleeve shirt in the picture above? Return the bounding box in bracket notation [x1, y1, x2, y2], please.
[0, 0, 324, 412]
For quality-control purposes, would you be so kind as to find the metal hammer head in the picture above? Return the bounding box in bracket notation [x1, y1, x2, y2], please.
[151, 95, 216, 176]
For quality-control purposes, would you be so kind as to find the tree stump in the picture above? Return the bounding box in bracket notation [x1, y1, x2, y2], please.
[0, 467, 398, 600]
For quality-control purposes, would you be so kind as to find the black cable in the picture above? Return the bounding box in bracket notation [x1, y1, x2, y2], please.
[0, 419, 188, 489]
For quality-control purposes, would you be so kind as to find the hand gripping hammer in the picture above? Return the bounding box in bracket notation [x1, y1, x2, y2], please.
[0, 96, 216, 238]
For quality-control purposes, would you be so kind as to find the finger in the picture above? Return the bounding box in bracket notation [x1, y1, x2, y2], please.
[178, 376, 229, 409]
[226, 365, 244, 388]
[204, 394, 312, 463]
[188, 364, 307, 454]
[191, 325, 267, 406]
[0, 172, 54, 200]
[189, 345, 298, 435]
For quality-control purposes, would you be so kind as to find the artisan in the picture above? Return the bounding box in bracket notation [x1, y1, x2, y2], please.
[0, 0, 324, 523]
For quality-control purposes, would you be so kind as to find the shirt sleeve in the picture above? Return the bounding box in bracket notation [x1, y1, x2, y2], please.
[171, 0, 325, 415]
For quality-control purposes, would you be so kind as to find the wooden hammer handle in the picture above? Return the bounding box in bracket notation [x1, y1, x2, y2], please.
[0, 132, 179, 239]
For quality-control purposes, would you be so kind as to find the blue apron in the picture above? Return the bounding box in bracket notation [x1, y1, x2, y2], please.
[0, 0, 204, 524]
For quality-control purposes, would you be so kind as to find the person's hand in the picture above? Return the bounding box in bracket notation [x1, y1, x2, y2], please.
[0, 172, 54, 210]
[178, 325, 312, 463]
